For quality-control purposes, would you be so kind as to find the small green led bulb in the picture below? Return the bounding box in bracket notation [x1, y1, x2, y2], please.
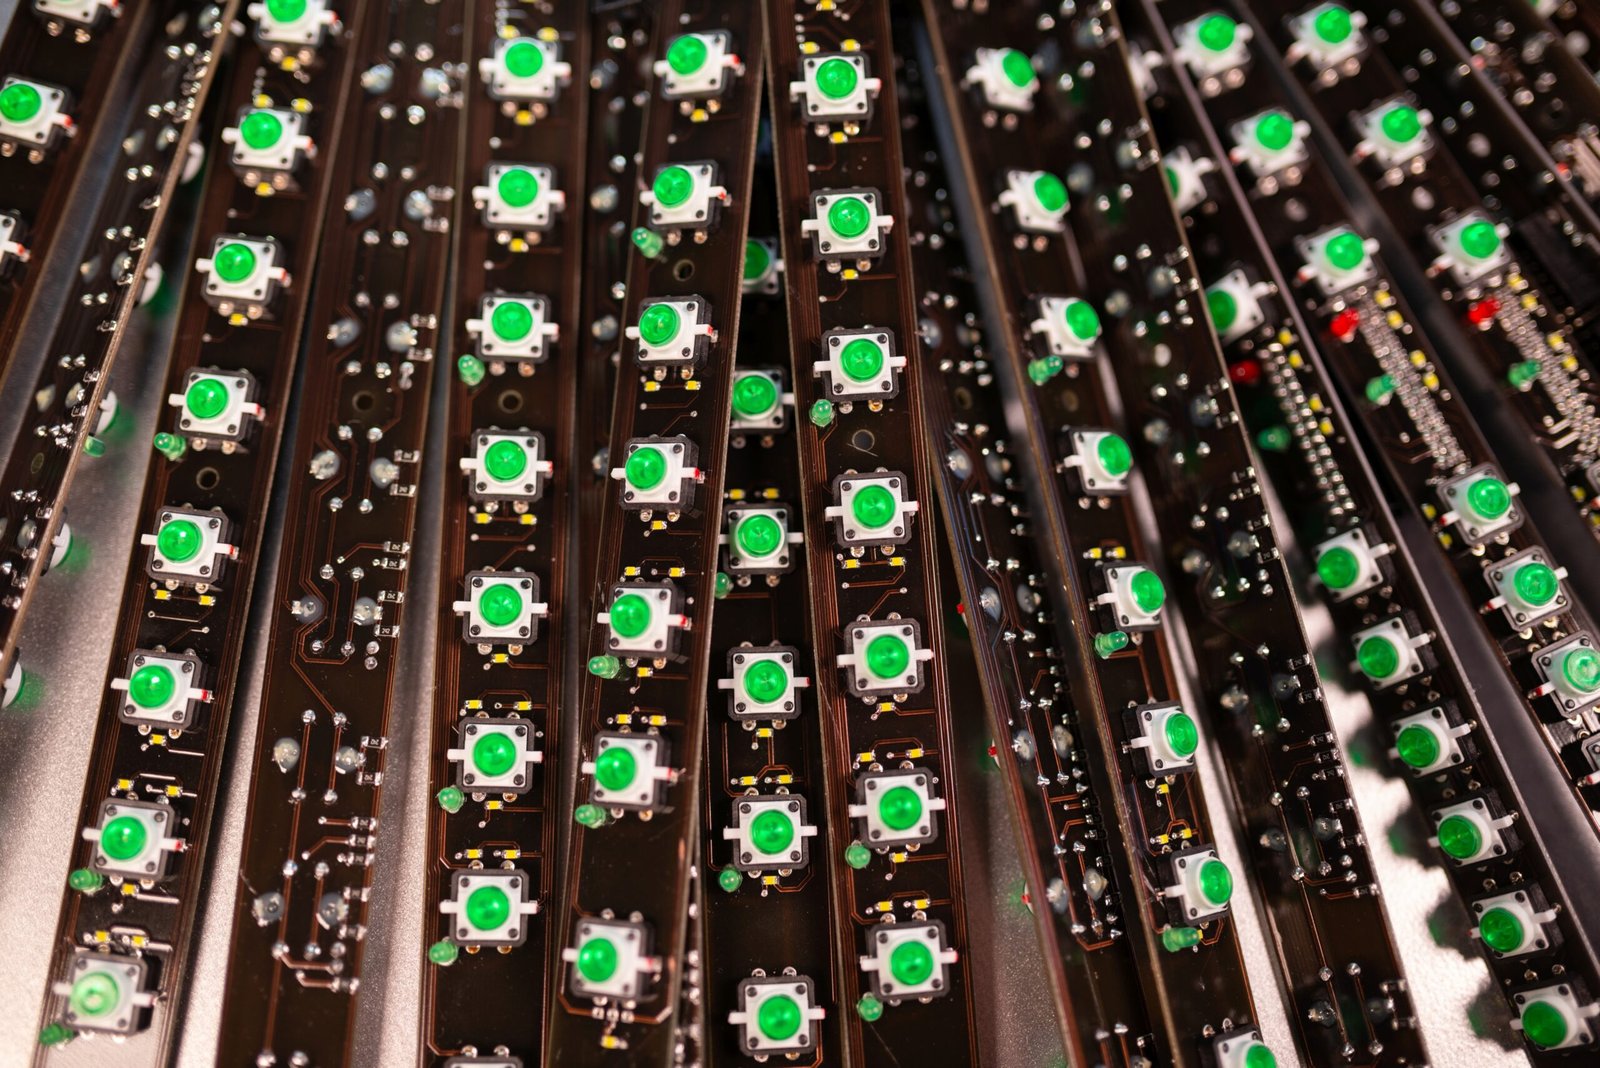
[587, 654, 622, 679]
[718, 866, 744, 892]
[435, 786, 464, 813]
[845, 841, 872, 869]
[428, 940, 460, 966]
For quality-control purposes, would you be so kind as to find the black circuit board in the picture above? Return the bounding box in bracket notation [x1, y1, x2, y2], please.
[765, 0, 979, 1062]
[215, 3, 468, 1063]
[34, 4, 360, 1064]
[694, 153, 843, 1067]
[919, 3, 1266, 1064]
[1237, 0, 1600, 841]
[420, 2, 588, 1065]
[896, 35, 1158, 1067]
[0, 0, 154, 389]
[1122, 0, 1600, 1060]
[1045, 3, 1423, 1063]
[545, 2, 763, 1062]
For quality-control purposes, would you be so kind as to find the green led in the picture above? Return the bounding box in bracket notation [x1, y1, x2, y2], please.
[1458, 220, 1501, 261]
[574, 803, 606, 828]
[1197, 858, 1233, 906]
[845, 841, 872, 869]
[742, 659, 788, 705]
[1095, 433, 1132, 477]
[1465, 476, 1511, 521]
[1001, 49, 1035, 87]
[1094, 630, 1129, 659]
[609, 592, 652, 639]
[68, 868, 105, 894]
[864, 633, 911, 680]
[1437, 813, 1484, 860]
[889, 940, 935, 985]
[587, 654, 621, 679]
[1162, 710, 1199, 758]
[1365, 374, 1396, 404]
[851, 484, 897, 530]
[1380, 104, 1422, 144]
[472, 730, 518, 777]
[483, 440, 527, 482]
[0, 81, 42, 124]
[1521, 999, 1570, 1049]
[239, 110, 284, 151]
[153, 432, 187, 461]
[156, 519, 203, 563]
[856, 993, 884, 1021]
[1479, 906, 1525, 954]
[1511, 562, 1559, 608]
[1165, 163, 1181, 198]
[1256, 426, 1291, 453]
[809, 400, 835, 427]
[82, 436, 105, 458]
[828, 195, 872, 239]
[714, 571, 733, 598]
[1161, 926, 1202, 952]
[718, 866, 743, 892]
[1395, 723, 1442, 770]
[504, 40, 544, 79]
[266, 0, 307, 20]
[624, 446, 668, 491]
[477, 583, 523, 628]
[1507, 359, 1540, 390]
[128, 663, 177, 710]
[99, 815, 148, 861]
[435, 786, 464, 813]
[464, 884, 510, 930]
[1561, 647, 1600, 694]
[1028, 356, 1064, 385]
[1317, 546, 1362, 590]
[731, 372, 778, 419]
[652, 165, 694, 208]
[1129, 570, 1166, 614]
[594, 745, 638, 791]
[735, 513, 783, 559]
[1243, 1043, 1278, 1068]
[758, 993, 803, 1041]
[1032, 172, 1069, 213]
[1063, 298, 1101, 341]
[749, 809, 796, 855]
[1356, 635, 1401, 680]
[213, 242, 257, 284]
[879, 785, 923, 832]
[185, 378, 230, 421]
[742, 240, 771, 283]
[38, 1023, 73, 1048]
[1254, 111, 1295, 152]
[1324, 230, 1367, 272]
[1197, 14, 1238, 52]
[839, 337, 885, 382]
[631, 226, 664, 258]
[666, 34, 708, 76]
[577, 937, 619, 982]
[1207, 286, 1238, 331]
[457, 354, 486, 387]
[68, 971, 120, 1019]
[497, 167, 539, 209]
[638, 302, 681, 346]
[490, 300, 533, 343]
[815, 57, 859, 100]
[428, 939, 459, 966]
[1313, 5, 1354, 44]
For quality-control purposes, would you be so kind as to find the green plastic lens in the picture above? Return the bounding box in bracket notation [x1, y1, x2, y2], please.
[68, 971, 120, 1018]
[128, 664, 177, 710]
[156, 519, 204, 563]
[214, 242, 258, 284]
[1197, 14, 1238, 53]
[239, 110, 284, 151]
[742, 239, 771, 283]
[1032, 173, 1069, 213]
[749, 809, 795, 855]
[1512, 562, 1559, 608]
[839, 337, 885, 382]
[1207, 286, 1239, 331]
[815, 57, 859, 100]
[1437, 813, 1484, 860]
[864, 633, 910, 680]
[1459, 220, 1501, 261]
[472, 730, 518, 777]
[1096, 433, 1132, 477]
[1478, 906, 1525, 954]
[666, 34, 708, 76]
[608, 592, 652, 639]
[1521, 1000, 1569, 1048]
[594, 745, 638, 791]
[491, 299, 534, 342]
[1313, 5, 1353, 44]
[638, 302, 681, 346]
[478, 583, 523, 628]
[1561, 647, 1600, 694]
[1381, 104, 1422, 144]
[1255, 111, 1295, 152]
[652, 165, 694, 208]
[100, 815, 148, 862]
[757, 993, 803, 1040]
[731, 373, 778, 418]
[742, 659, 788, 704]
[1162, 711, 1199, 758]
[266, 0, 308, 20]
[827, 196, 872, 239]
[483, 440, 527, 482]
[0, 82, 42, 124]
[1466, 476, 1511, 520]
[185, 378, 230, 421]
[1129, 570, 1166, 615]
[879, 785, 923, 831]
[889, 939, 935, 985]
[497, 167, 539, 209]
[735, 513, 783, 559]
[1000, 49, 1035, 88]
[1357, 635, 1402, 679]
[1395, 723, 1442, 770]
[504, 40, 544, 79]
[1197, 858, 1233, 905]
[1325, 231, 1367, 272]
[577, 937, 619, 982]
[1317, 546, 1362, 590]
[851, 484, 897, 530]
[464, 884, 511, 930]
[1064, 299, 1101, 341]
[624, 446, 667, 491]
[1243, 1043, 1278, 1068]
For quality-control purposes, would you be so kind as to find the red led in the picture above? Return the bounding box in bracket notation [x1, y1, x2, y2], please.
[1228, 359, 1260, 386]
[1329, 308, 1361, 341]
[1467, 297, 1500, 327]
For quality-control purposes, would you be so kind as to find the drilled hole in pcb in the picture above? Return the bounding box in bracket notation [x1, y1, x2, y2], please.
[195, 466, 221, 491]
